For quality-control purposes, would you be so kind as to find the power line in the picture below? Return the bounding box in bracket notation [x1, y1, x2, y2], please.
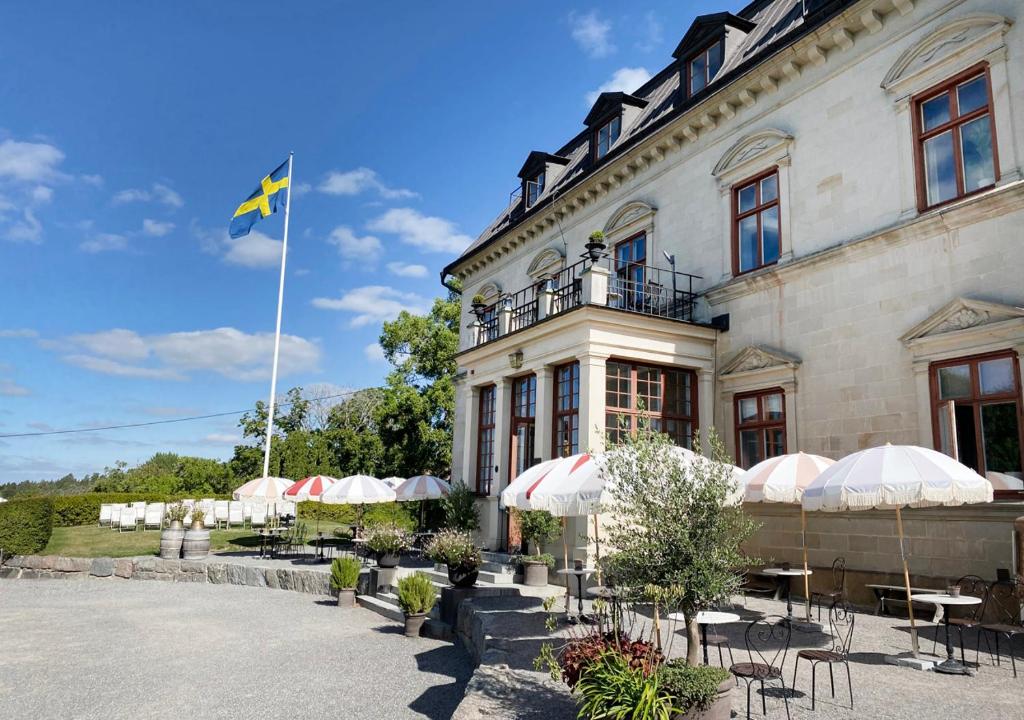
[0, 390, 358, 439]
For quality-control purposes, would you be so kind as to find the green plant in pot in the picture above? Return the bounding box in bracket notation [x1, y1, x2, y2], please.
[330, 556, 362, 608]
[364, 523, 410, 568]
[585, 230, 607, 261]
[159, 502, 187, 560]
[470, 293, 487, 316]
[440, 481, 480, 532]
[657, 661, 733, 720]
[514, 509, 561, 587]
[182, 506, 211, 560]
[396, 571, 437, 637]
[425, 529, 481, 588]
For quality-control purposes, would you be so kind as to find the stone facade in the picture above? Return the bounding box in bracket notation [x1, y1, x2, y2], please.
[445, 0, 1024, 582]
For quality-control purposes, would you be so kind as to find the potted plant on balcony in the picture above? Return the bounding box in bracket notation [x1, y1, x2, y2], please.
[514, 509, 561, 587]
[425, 529, 481, 588]
[470, 293, 488, 316]
[396, 571, 437, 637]
[330, 555, 361, 607]
[585, 230, 606, 261]
[364, 523, 409, 568]
[160, 502, 187, 559]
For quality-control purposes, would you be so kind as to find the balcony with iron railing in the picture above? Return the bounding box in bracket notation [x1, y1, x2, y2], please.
[467, 258, 702, 348]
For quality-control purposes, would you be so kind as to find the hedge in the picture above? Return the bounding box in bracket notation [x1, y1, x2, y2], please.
[296, 500, 418, 530]
[0, 498, 54, 556]
[51, 493, 231, 528]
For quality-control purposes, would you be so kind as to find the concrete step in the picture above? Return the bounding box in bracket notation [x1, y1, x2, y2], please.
[356, 594, 404, 622]
[419, 567, 515, 586]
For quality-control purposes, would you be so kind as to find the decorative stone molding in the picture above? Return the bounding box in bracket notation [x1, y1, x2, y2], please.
[900, 296, 1024, 358]
[720, 345, 801, 382]
[881, 14, 1012, 98]
[712, 128, 794, 190]
[477, 281, 502, 301]
[718, 345, 801, 458]
[525, 246, 564, 279]
[602, 200, 656, 238]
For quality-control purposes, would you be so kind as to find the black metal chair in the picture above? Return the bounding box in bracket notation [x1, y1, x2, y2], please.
[980, 578, 1024, 678]
[810, 557, 846, 621]
[704, 627, 735, 669]
[932, 574, 989, 666]
[793, 604, 855, 710]
[730, 615, 792, 720]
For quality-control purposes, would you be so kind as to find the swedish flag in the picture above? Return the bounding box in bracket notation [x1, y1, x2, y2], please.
[229, 159, 290, 238]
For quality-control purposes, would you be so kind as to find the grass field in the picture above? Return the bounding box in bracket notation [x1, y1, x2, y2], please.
[44, 520, 351, 558]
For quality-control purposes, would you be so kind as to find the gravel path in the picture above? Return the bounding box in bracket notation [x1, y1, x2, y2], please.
[0, 579, 471, 720]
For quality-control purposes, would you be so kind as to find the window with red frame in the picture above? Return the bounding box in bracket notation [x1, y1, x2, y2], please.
[733, 169, 780, 275]
[476, 385, 496, 495]
[605, 361, 696, 448]
[914, 65, 999, 210]
[735, 389, 786, 469]
[553, 362, 580, 457]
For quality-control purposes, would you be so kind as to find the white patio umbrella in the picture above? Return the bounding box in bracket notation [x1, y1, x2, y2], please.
[802, 444, 993, 655]
[320, 474, 397, 529]
[986, 471, 1024, 491]
[381, 476, 406, 490]
[395, 475, 451, 501]
[232, 476, 294, 501]
[739, 452, 836, 621]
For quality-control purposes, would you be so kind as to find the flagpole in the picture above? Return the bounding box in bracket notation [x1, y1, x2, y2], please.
[261, 152, 294, 478]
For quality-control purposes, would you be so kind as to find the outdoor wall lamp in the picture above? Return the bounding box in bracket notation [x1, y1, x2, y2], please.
[508, 350, 524, 370]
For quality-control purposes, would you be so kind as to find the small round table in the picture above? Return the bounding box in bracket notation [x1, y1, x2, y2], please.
[762, 568, 813, 624]
[910, 593, 983, 676]
[557, 567, 596, 622]
[668, 611, 741, 665]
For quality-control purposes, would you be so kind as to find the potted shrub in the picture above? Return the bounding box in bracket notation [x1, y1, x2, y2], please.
[440, 481, 480, 532]
[658, 661, 733, 720]
[470, 293, 488, 316]
[425, 529, 481, 588]
[160, 502, 187, 559]
[364, 523, 410, 568]
[514, 509, 561, 587]
[397, 571, 437, 637]
[330, 556, 362, 607]
[584, 230, 606, 261]
[182, 506, 210, 560]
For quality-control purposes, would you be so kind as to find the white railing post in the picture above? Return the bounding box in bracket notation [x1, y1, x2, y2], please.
[582, 264, 611, 306]
[498, 297, 513, 336]
[537, 280, 554, 320]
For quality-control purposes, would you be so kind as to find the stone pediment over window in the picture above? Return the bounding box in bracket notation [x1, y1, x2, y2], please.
[603, 201, 656, 238]
[477, 281, 502, 302]
[720, 345, 800, 377]
[526, 246, 564, 279]
[881, 14, 1012, 98]
[712, 129, 793, 190]
[900, 297, 1024, 357]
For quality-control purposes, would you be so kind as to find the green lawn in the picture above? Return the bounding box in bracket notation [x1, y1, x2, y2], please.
[44, 520, 351, 558]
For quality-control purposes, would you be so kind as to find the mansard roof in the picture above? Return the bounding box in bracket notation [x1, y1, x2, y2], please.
[672, 12, 757, 60]
[583, 92, 649, 128]
[517, 151, 570, 180]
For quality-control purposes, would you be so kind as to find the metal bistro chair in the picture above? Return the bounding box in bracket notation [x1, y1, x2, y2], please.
[980, 578, 1024, 678]
[810, 557, 846, 621]
[792, 603, 855, 711]
[730, 615, 792, 720]
[932, 574, 990, 666]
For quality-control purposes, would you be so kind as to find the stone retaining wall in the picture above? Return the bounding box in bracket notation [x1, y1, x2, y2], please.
[0, 555, 332, 596]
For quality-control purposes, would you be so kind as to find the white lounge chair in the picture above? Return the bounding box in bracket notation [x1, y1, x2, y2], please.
[242, 502, 253, 527]
[119, 507, 137, 532]
[110, 504, 124, 529]
[250, 504, 268, 530]
[203, 508, 217, 529]
[98, 504, 112, 527]
[131, 502, 146, 529]
[281, 501, 296, 518]
[228, 501, 243, 528]
[144, 503, 164, 530]
[214, 500, 229, 529]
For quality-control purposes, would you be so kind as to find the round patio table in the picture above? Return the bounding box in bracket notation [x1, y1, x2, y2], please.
[910, 593, 982, 676]
[557, 567, 596, 622]
[762, 568, 813, 624]
[668, 611, 741, 665]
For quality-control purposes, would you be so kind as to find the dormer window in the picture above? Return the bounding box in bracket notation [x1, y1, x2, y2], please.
[688, 42, 723, 96]
[526, 170, 545, 207]
[596, 116, 621, 159]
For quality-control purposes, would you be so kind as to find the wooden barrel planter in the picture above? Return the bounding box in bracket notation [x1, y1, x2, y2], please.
[159, 522, 185, 559]
[182, 524, 211, 560]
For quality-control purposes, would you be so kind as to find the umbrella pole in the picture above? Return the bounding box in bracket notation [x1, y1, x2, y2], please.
[896, 506, 919, 656]
[562, 516, 571, 614]
[593, 513, 601, 585]
[801, 509, 811, 622]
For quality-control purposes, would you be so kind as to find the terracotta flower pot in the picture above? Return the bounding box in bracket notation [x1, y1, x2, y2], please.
[447, 563, 479, 588]
[336, 588, 356, 608]
[670, 679, 734, 720]
[523, 560, 548, 587]
[403, 612, 427, 638]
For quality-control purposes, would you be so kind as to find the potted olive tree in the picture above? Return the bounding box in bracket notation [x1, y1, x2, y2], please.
[330, 556, 361, 607]
[425, 529, 481, 588]
[182, 506, 210, 560]
[513, 509, 561, 587]
[160, 502, 187, 559]
[364, 523, 410, 568]
[397, 571, 437, 637]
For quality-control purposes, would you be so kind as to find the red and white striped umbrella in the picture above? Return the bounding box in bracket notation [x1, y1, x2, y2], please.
[740, 452, 835, 504]
[233, 476, 294, 501]
[282, 475, 339, 502]
[320, 474, 397, 505]
[395, 475, 451, 501]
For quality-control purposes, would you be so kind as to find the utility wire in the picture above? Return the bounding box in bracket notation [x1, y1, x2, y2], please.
[0, 390, 358, 439]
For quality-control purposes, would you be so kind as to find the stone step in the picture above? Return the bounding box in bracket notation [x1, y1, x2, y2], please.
[356, 593, 404, 622]
[419, 567, 514, 586]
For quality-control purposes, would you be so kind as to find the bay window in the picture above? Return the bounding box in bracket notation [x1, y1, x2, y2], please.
[605, 361, 696, 448]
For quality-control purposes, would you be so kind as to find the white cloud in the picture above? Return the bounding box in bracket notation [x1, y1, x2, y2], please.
[223, 231, 283, 268]
[80, 233, 128, 253]
[57, 327, 321, 382]
[0, 329, 38, 339]
[327, 225, 382, 262]
[367, 208, 471, 255]
[364, 343, 386, 362]
[80, 174, 104, 187]
[586, 66, 652, 106]
[0, 140, 66, 183]
[570, 11, 615, 58]
[387, 261, 429, 278]
[0, 378, 30, 397]
[636, 11, 663, 53]
[142, 218, 175, 237]
[318, 167, 418, 200]
[5, 209, 42, 243]
[30, 185, 53, 203]
[292, 182, 313, 196]
[312, 285, 429, 327]
[112, 182, 183, 208]
[202, 433, 238, 444]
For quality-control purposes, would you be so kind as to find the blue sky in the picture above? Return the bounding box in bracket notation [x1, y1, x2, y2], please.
[0, 1, 740, 483]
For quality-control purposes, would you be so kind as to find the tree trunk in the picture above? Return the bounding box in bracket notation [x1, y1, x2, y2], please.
[685, 616, 701, 666]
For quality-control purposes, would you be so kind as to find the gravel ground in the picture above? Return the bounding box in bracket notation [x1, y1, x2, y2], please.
[0, 579, 471, 720]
